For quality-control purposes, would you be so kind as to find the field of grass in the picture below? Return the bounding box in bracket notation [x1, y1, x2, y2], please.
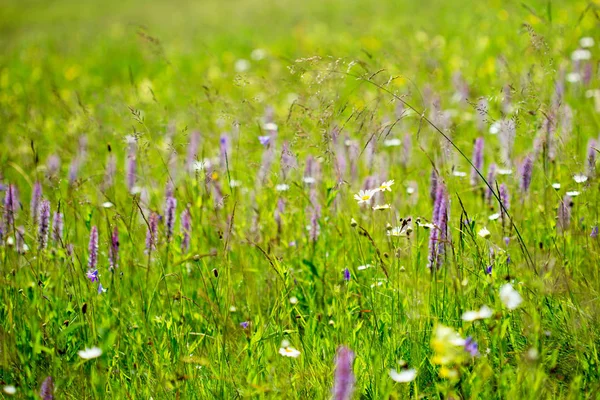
[2, 0, 600, 398]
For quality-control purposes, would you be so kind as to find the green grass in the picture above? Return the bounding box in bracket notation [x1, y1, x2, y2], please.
[1, 0, 600, 398]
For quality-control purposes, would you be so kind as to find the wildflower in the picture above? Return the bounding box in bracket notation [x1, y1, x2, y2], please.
[462, 305, 493, 321]
[499, 119, 516, 166]
[580, 37, 595, 48]
[383, 138, 401, 147]
[289, 296, 298, 305]
[47, 155, 60, 176]
[52, 211, 63, 243]
[280, 141, 297, 181]
[566, 191, 580, 197]
[377, 180, 394, 192]
[499, 183, 510, 224]
[557, 195, 572, 232]
[571, 49, 591, 61]
[358, 264, 372, 270]
[470, 137, 484, 186]
[98, 283, 107, 294]
[104, 153, 116, 189]
[372, 204, 391, 211]
[350, 218, 358, 227]
[591, 226, 598, 239]
[354, 189, 377, 205]
[240, 321, 249, 329]
[431, 325, 467, 379]
[39, 376, 54, 400]
[164, 194, 177, 241]
[430, 169, 438, 202]
[181, 206, 192, 252]
[38, 199, 51, 250]
[489, 121, 501, 134]
[125, 143, 137, 193]
[552, 183, 561, 190]
[497, 168, 512, 175]
[279, 346, 301, 358]
[31, 182, 42, 222]
[390, 368, 417, 383]
[428, 183, 449, 269]
[332, 346, 355, 400]
[485, 265, 493, 275]
[186, 131, 201, 173]
[519, 155, 534, 193]
[3, 385, 16, 395]
[499, 283, 523, 310]
[275, 184, 289, 192]
[109, 226, 119, 270]
[86, 269, 99, 282]
[4, 184, 18, 229]
[303, 176, 316, 184]
[488, 213, 500, 221]
[146, 212, 159, 252]
[464, 337, 479, 357]
[88, 226, 98, 270]
[78, 347, 102, 360]
[574, 174, 588, 184]
[308, 189, 321, 242]
[343, 268, 351, 281]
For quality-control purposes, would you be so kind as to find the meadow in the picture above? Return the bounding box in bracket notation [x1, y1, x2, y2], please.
[1, 0, 600, 398]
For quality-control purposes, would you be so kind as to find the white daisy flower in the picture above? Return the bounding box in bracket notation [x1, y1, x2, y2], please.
[566, 191, 581, 197]
[497, 168, 513, 175]
[279, 346, 301, 358]
[373, 204, 391, 211]
[390, 368, 417, 383]
[234, 59, 250, 72]
[354, 189, 377, 204]
[478, 227, 491, 238]
[289, 296, 298, 305]
[499, 283, 523, 310]
[383, 138, 402, 147]
[303, 176, 316, 184]
[566, 73, 581, 83]
[275, 184, 290, 192]
[251, 48, 266, 60]
[3, 386, 16, 395]
[571, 49, 592, 61]
[102, 202, 114, 208]
[489, 121, 501, 135]
[488, 213, 501, 221]
[78, 347, 103, 360]
[406, 187, 415, 195]
[264, 122, 278, 132]
[452, 170, 467, 177]
[358, 264, 373, 270]
[551, 183, 561, 190]
[377, 180, 395, 192]
[462, 305, 493, 321]
[573, 174, 588, 184]
[580, 37, 595, 48]
[229, 180, 241, 188]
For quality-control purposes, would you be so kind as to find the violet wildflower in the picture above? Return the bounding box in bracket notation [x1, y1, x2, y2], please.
[88, 226, 98, 269]
[464, 337, 479, 357]
[146, 212, 159, 252]
[470, 137, 484, 186]
[68, 158, 80, 185]
[125, 141, 137, 192]
[430, 169, 438, 203]
[86, 269, 99, 282]
[428, 182, 448, 270]
[109, 226, 119, 270]
[52, 211, 63, 244]
[4, 183, 18, 230]
[499, 183, 510, 226]
[332, 346, 355, 400]
[343, 268, 351, 281]
[181, 206, 191, 252]
[557, 195, 572, 232]
[47, 155, 60, 177]
[186, 131, 201, 173]
[15, 226, 26, 253]
[587, 139, 597, 178]
[280, 141, 297, 181]
[164, 194, 177, 241]
[591, 226, 598, 239]
[31, 181, 42, 222]
[104, 153, 116, 189]
[499, 119, 516, 166]
[240, 321, 249, 329]
[219, 134, 230, 170]
[485, 163, 497, 204]
[258, 135, 270, 146]
[519, 155, 534, 194]
[39, 376, 54, 400]
[274, 197, 285, 235]
[257, 141, 274, 186]
[38, 199, 51, 250]
[98, 283, 106, 294]
[308, 188, 321, 242]
[485, 265, 493, 275]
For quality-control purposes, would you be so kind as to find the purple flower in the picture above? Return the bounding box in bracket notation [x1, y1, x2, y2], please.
[464, 336, 479, 357]
[470, 137, 484, 186]
[428, 182, 448, 269]
[519, 155, 534, 193]
[68, 158, 80, 185]
[39, 376, 54, 400]
[343, 268, 351, 281]
[126, 143, 137, 192]
[38, 199, 51, 250]
[499, 118, 515, 165]
[280, 141, 297, 181]
[587, 139, 597, 178]
[181, 206, 191, 252]
[164, 195, 177, 241]
[4, 183, 18, 230]
[86, 269, 99, 282]
[557, 195, 572, 232]
[15, 226, 26, 253]
[430, 169, 438, 203]
[186, 131, 201, 173]
[258, 135, 271, 146]
[240, 321, 249, 329]
[88, 226, 98, 269]
[332, 346, 355, 400]
[274, 197, 285, 235]
[98, 283, 106, 294]
[146, 212, 159, 252]
[47, 155, 60, 176]
[104, 154, 116, 189]
[52, 211, 63, 244]
[499, 183, 510, 225]
[591, 226, 598, 239]
[485, 265, 493, 275]
[257, 142, 275, 186]
[485, 163, 497, 204]
[220, 134, 230, 170]
[109, 226, 119, 270]
[31, 181, 42, 222]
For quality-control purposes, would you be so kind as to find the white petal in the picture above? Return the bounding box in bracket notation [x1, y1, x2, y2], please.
[390, 368, 417, 383]
[78, 347, 103, 359]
